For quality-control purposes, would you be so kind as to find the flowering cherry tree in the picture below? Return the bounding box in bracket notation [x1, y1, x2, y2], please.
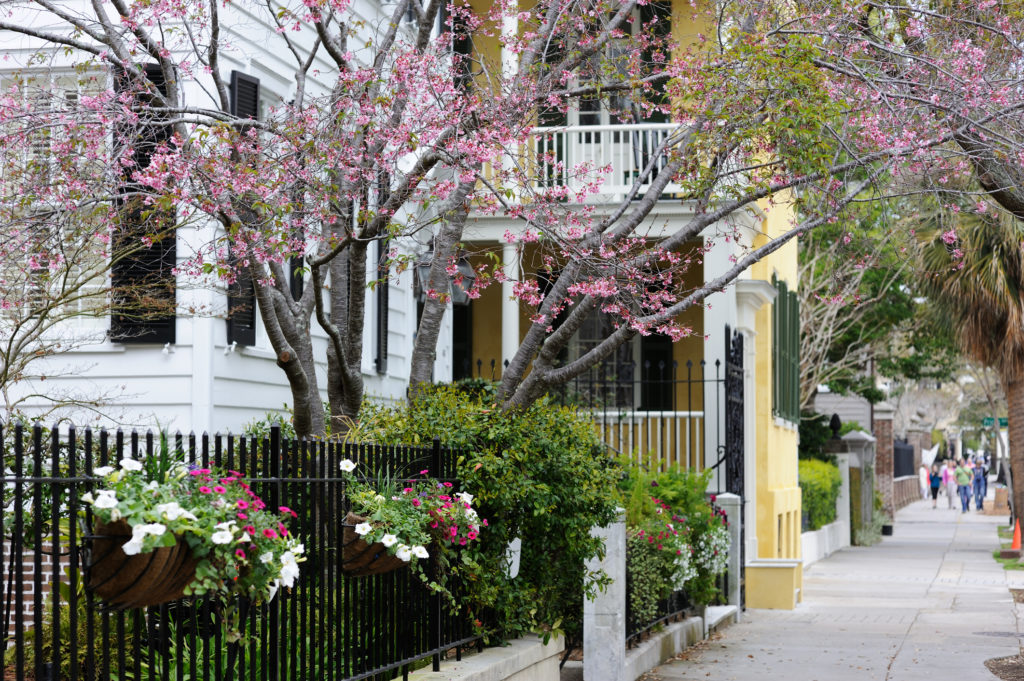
[2, 0, 1024, 436]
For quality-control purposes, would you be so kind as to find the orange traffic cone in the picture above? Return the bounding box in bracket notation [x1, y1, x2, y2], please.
[1013, 520, 1022, 551]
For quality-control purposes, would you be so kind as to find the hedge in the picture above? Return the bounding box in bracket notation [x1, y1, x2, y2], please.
[799, 459, 842, 531]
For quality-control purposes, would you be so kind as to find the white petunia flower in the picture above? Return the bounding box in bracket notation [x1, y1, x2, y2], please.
[93, 490, 118, 509]
[381, 534, 398, 547]
[259, 552, 274, 564]
[412, 545, 429, 559]
[267, 578, 280, 602]
[339, 459, 356, 473]
[156, 502, 194, 521]
[291, 543, 305, 556]
[237, 532, 251, 543]
[210, 530, 234, 545]
[354, 523, 372, 536]
[279, 552, 300, 587]
[120, 458, 143, 472]
[215, 521, 235, 530]
[455, 492, 474, 504]
[121, 536, 145, 556]
[395, 545, 412, 562]
[140, 523, 166, 537]
[93, 466, 115, 477]
[81, 492, 95, 505]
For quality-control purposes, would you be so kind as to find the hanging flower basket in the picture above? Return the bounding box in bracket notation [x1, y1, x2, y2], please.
[341, 512, 407, 577]
[87, 519, 197, 609]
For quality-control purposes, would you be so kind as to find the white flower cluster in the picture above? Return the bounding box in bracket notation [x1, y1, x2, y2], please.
[267, 543, 305, 601]
[669, 544, 697, 589]
[121, 522, 167, 556]
[693, 524, 730, 575]
[352, 523, 429, 562]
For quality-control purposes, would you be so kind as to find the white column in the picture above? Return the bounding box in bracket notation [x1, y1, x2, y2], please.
[501, 3, 518, 81]
[584, 509, 625, 681]
[716, 492, 743, 619]
[835, 453, 852, 549]
[501, 242, 520, 368]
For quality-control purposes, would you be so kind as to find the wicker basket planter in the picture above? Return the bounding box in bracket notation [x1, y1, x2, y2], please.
[340, 512, 407, 577]
[88, 520, 197, 609]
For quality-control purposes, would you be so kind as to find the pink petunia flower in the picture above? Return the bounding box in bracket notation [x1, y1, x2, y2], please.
[199, 486, 212, 494]
[449, 526, 458, 537]
[412, 499, 422, 507]
[244, 525, 256, 534]
[402, 488, 413, 494]
[235, 549, 246, 558]
[279, 506, 297, 517]
[420, 469, 429, 476]
[443, 482, 453, 488]
[236, 500, 249, 509]
[213, 485, 227, 494]
[237, 513, 248, 520]
[278, 523, 288, 536]
[467, 531, 477, 540]
[263, 528, 278, 539]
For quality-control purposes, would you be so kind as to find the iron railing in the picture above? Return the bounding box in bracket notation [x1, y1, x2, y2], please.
[624, 581, 692, 648]
[1, 423, 481, 681]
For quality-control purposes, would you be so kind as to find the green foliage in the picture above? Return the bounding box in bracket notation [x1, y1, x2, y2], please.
[798, 459, 841, 531]
[242, 408, 298, 441]
[798, 412, 834, 463]
[347, 384, 619, 648]
[626, 529, 677, 625]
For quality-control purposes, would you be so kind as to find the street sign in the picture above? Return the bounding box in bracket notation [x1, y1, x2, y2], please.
[983, 417, 1008, 427]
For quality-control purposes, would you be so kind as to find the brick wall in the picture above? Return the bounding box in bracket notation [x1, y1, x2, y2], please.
[1, 541, 72, 639]
[874, 416, 895, 521]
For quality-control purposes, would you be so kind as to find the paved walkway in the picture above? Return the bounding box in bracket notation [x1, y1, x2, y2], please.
[655, 497, 1024, 680]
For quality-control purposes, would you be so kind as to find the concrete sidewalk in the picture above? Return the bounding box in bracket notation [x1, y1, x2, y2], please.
[654, 498, 1024, 681]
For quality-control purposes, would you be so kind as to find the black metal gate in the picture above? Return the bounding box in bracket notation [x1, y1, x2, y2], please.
[723, 326, 745, 609]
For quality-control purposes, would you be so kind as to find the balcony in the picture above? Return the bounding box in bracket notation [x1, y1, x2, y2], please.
[529, 123, 683, 200]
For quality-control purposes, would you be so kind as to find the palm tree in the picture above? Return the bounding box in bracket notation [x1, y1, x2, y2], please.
[918, 202, 1024, 519]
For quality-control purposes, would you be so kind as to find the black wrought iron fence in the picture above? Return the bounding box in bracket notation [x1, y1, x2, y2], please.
[624, 582, 692, 649]
[1, 423, 481, 681]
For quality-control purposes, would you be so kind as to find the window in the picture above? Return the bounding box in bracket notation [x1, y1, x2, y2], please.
[772, 275, 800, 422]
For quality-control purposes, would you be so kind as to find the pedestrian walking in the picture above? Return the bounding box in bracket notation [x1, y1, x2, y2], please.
[942, 459, 957, 509]
[919, 463, 930, 500]
[954, 459, 974, 513]
[929, 463, 942, 509]
[972, 455, 986, 511]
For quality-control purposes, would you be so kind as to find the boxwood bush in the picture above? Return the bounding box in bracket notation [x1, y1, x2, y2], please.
[799, 459, 842, 530]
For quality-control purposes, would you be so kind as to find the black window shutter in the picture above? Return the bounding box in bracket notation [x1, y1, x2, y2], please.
[110, 63, 177, 344]
[230, 71, 260, 120]
[225, 71, 261, 346]
[289, 256, 304, 301]
[227, 259, 257, 346]
[374, 240, 389, 374]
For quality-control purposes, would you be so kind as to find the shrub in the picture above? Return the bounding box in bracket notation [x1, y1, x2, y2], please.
[347, 384, 619, 648]
[617, 462, 729, 609]
[798, 459, 842, 530]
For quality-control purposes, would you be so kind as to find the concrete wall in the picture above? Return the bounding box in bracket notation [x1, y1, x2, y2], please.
[407, 636, 563, 681]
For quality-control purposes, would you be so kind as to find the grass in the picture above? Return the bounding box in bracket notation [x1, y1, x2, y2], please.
[993, 524, 1024, 569]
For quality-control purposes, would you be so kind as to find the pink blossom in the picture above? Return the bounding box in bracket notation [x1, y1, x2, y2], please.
[199, 486, 212, 494]
[237, 513, 248, 520]
[236, 499, 249, 509]
[263, 528, 278, 539]
[213, 485, 227, 494]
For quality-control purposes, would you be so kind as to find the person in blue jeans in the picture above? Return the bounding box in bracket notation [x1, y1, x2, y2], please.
[954, 460, 973, 513]
[972, 455, 986, 510]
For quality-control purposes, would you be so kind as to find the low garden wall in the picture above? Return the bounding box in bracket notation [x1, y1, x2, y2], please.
[801, 519, 845, 569]
[409, 635, 564, 681]
[893, 475, 920, 510]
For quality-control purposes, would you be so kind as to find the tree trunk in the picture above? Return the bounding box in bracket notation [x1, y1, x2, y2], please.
[408, 198, 472, 395]
[1005, 376, 1024, 524]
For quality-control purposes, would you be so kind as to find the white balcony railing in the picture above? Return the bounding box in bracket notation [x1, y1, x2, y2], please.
[592, 409, 706, 471]
[529, 123, 684, 199]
